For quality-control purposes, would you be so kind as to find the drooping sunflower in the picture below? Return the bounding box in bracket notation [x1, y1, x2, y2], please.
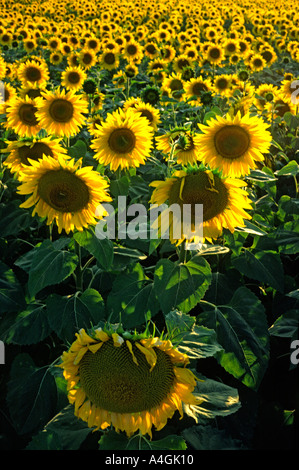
[156, 128, 200, 165]
[58, 327, 201, 438]
[17, 59, 49, 89]
[61, 66, 87, 91]
[17, 155, 112, 234]
[194, 112, 272, 177]
[5, 96, 42, 138]
[90, 107, 154, 171]
[2, 137, 67, 176]
[36, 87, 88, 138]
[150, 167, 253, 244]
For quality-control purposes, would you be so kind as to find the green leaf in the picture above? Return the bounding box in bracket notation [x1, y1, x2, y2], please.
[275, 160, 299, 176]
[98, 429, 187, 450]
[153, 254, 212, 314]
[27, 405, 92, 450]
[165, 310, 223, 359]
[7, 353, 57, 435]
[107, 263, 160, 328]
[68, 139, 87, 160]
[46, 288, 105, 342]
[73, 228, 114, 270]
[231, 249, 284, 292]
[197, 287, 270, 389]
[28, 240, 78, 297]
[0, 200, 33, 237]
[182, 425, 244, 450]
[0, 262, 26, 313]
[269, 309, 299, 339]
[184, 372, 241, 420]
[0, 303, 52, 345]
[109, 175, 130, 197]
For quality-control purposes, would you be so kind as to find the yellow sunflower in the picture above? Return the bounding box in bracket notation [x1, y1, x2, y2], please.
[184, 76, 213, 106]
[17, 59, 49, 89]
[78, 49, 97, 70]
[36, 87, 88, 138]
[0, 82, 17, 114]
[131, 101, 161, 131]
[150, 168, 252, 244]
[90, 107, 154, 171]
[58, 327, 201, 438]
[2, 137, 67, 176]
[194, 112, 272, 177]
[205, 44, 225, 65]
[61, 66, 87, 92]
[5, 96, 42, 138]
[17, 155, 111, 234]
[162, 73, 185, 101]
[99, 50, 120, 71]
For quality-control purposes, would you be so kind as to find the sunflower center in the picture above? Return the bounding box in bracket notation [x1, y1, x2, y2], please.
[216, 78, 229, 90]
[169, 79, 183, 91]
[168, 172, 229, 222]
[104, 52, 116, 64]
[209, 47, 221, 59]
[108, 128, 136, 154]
[37, 169, 90, 212]
[214, 125, 250, 159]
[18, 103, 39, 126]
[49, 99, 74, 122]
[67, 72, 81, 84]
[79, 340, 175, 413]
[25, 66, 42, 82]
[192, 82, 208, 95]
[138, 108, 154, 123]
[18, 142, 54, 165]
[127, 44, 137, 55]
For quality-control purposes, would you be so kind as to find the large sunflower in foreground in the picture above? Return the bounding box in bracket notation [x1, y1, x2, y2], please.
[194, 112, 272, 177]
[36, 87, 88, 137]
[149, 168, 252, 244]
[59, 327, 202, 438]
[17, 155, 111, 234]
[90, 107, 154, 171]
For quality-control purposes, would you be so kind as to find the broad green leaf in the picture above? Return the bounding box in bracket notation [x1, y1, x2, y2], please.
[182, 425, 244, 450]
[67, 139, 87, 160]
[269, 309, 299, 339]
[107, 263, 160, 328]
[165, 310, 223, 359]
[231, 249, 284, 292]
[0, 262, 26, 313]
[109, 175, 130, 197]
[153, 254, 212, 314]
[184, 372, 241, 420]
[275, 160, 299, 176]
[28, 240, 78, 297]
[0, 200, 33, 237]
[7, 353, 57, 435]
[0, 303, 52, 345]
[73, 228, 114, 270]
[46, 288, 105, 342]
[27, 405, 92, 450]
[197, 287, 270, 389]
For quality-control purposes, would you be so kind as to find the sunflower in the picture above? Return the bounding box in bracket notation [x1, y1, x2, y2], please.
[194, 112, 272, 177]
[90, 107, 153, 171]
[162, 73, 185, 101]
[17, 59, 49, 89]
[156, 128, 200, 165]
[248, 53, 266, 72]
[50, 51, 63, 65]
[213, 74, 232, 97]
[99, 50, 120, 71]
[254, 83, 279, 110]
[36, 87, 88, 138]
[184, 76, 213, 105]
[123, 39, 143, 63]
[150, 168, 252, 244]
[61, 66, 87, 92]
[78, 49, 97, 69]
[264, 93, 297, 119]
[172, 54, 194, 74]
[2, 137, 67, 176]
[205, 44, 225, 65]
[17, 155, 111, 234]
[58, 327, 201, 438]
[131, 101, 161, 131]
[5, 96, 42, 138]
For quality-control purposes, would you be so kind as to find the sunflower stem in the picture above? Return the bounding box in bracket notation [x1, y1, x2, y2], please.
[74, 240, 83, 291]
[178, 240, 187, 263]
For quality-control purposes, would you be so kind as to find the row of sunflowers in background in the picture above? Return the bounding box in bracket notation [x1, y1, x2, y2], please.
[0, 0, 298, 451]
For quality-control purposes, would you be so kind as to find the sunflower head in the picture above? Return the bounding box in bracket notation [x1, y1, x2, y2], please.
[58, 326, 201, 438]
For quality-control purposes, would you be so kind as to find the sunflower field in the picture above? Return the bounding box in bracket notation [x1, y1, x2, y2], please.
[0, 0, 298, 454]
